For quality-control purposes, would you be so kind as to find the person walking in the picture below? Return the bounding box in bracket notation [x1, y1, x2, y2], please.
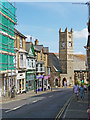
[79, 84, 85, 100]
[73, 81, 79, 101]
[87, 104, 90, 120]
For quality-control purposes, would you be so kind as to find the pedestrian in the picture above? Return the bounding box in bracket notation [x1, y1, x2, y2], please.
[87, 104, 90, 120]
[84, 84, 87, 93]
[73, 81, 79, 101]
[79, 84, 85, 100]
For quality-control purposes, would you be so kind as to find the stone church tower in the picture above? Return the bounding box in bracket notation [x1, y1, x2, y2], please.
[59, 28, 74, 86]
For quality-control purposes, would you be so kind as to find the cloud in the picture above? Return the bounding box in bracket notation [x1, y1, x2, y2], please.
[74, 28, 88, 39]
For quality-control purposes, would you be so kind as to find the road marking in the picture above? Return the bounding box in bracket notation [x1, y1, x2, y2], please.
[63, 97, 72, 118]
[49, 95, 53, 98]
[55, 96, 73, 120]
[32, 100, 38, 103]
[5, 105, 23, 113]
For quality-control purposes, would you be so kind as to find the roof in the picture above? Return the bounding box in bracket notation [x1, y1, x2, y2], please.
[34, 45, 43, 52]
[48, 53, 62, 72]
[43, 47, 49, 53]
[74, 54, 86, 61]
[25, 42, 36, 57]
[19, 48, 28, 53]
[25, 42, 32, 52]
[54, 53, 86, 61]
[14, 28, 27, 39]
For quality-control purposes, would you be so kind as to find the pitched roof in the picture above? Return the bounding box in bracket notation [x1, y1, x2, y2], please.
[34, 45, 43, 52]
[48, 53, 62, 72]
[25, 42, 32, 52]
[25, 42, 36, 57]
[43, 47, 48, 53]
[14, 28, 27, 39]
[54, 53, 86, 61]
[74, 54, 86, 61]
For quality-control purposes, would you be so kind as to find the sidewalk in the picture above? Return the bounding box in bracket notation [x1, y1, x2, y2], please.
[0, 88, 59, 104]
[0, 87, 73, 104]
[63, 92, 89, 119]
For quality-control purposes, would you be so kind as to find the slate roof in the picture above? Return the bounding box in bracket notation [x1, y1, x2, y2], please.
[25, 42, 31, 52]
[34, 45, 43, 52]
[48, 53, 62, 72]
[25, 42, 36, 58]
[54, 53, 86, 61]
[43, 47, 48, 53]
[74, 54, 86, 61]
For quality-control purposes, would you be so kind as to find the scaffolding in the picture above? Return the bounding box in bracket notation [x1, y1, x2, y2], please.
[0, 0, 16, 72]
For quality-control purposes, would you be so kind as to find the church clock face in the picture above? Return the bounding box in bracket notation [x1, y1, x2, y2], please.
[61, 42, 65, 48]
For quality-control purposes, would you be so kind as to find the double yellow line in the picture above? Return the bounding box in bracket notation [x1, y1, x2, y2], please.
[55, 96, 73, 120]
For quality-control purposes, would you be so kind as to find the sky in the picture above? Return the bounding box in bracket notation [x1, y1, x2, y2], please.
[15, 2, 88, 54]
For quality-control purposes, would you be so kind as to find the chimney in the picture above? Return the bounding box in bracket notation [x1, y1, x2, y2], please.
[35, 39, 39, 45]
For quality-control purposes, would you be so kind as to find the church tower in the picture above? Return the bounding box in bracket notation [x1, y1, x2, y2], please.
[59, 28, 74, 86]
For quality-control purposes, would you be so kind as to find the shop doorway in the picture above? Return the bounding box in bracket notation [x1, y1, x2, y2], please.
[55, 78, 58, 86]
[62, 78, 67, 87]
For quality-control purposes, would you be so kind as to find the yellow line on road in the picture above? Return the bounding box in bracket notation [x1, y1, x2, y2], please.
[55, 96, 73, 120]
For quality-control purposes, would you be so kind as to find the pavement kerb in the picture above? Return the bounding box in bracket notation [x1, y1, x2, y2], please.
[1, 89, 61, 104]
[55, 95, 73, 120]
[1, 88, 72, 104]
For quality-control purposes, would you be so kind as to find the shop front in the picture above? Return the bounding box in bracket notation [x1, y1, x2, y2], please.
[16, 72, 26, 94]
[36, 75, 44, 91]
[26, 72, 35, 92]
[2, 72, 16, 97]
[43, 76, 49, 90]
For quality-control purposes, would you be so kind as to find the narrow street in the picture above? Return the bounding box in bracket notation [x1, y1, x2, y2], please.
[2, 88, 72, 119]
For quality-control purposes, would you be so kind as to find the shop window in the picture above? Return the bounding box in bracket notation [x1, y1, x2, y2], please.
[22, 79, 24, 90]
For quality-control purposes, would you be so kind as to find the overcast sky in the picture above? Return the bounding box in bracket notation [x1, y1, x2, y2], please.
[15, 2, 88, 54]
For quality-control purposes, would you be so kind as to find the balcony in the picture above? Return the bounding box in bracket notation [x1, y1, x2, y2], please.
[36, 67, 45, 73]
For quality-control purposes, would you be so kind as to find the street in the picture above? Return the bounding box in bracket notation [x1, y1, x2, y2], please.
[2, 88, 72, 119]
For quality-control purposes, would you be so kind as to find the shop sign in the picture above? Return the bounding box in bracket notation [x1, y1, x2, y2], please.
[44, 76, 48, 80]
[17, 72, 25, 79]
[36, 75, 44, 79]
[27, 74, 34, 81]
[48, 75, 50, 78]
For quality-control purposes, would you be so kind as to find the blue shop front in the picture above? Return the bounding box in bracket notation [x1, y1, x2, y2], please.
[36, 75, 44, 91]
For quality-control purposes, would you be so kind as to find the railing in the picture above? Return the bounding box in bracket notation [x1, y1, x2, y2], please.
[36, 67, 45, 73]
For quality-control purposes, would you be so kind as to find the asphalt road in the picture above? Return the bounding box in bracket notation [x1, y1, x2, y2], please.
[2, 88, 73, 119]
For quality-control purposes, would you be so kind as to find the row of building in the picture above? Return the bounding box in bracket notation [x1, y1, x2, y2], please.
[0, 1, 50, 97]
[0, 1, 88, 97]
